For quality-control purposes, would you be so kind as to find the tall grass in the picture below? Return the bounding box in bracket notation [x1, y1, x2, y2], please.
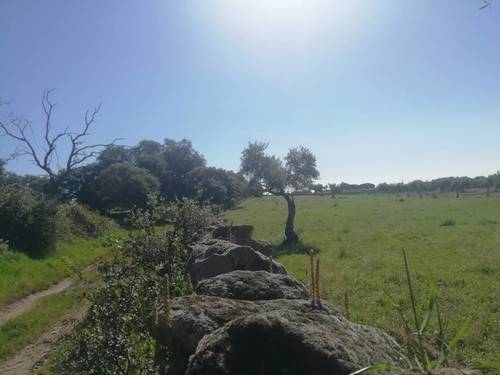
[0, 234, 120, 307]
[382, 249, 471, 372]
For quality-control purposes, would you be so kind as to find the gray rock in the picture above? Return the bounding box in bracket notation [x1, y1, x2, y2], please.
[183, 297, 406, 375]
[155, 295, 406, 375]
[195, 270, 309, 301]
[234, 237, 274, 256]
[211, 224, 274, 256]
[212, 224, 254, 240]
[187, 239, 286, 285]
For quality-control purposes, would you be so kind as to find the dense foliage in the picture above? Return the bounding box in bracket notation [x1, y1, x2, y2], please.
[54, 199, 213, 374]
[62, 139, 248, 212]
[0, 185, 58, 257]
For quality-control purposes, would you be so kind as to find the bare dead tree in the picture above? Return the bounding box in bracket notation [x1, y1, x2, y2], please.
[0, 90, 121, 182]
[480, 0, 495, 10]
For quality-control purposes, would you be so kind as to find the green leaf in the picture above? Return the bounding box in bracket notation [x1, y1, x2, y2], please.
[380, 285, 399, 309]
[418, 289, 436, 334]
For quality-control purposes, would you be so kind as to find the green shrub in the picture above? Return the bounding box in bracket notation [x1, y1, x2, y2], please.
[0, 185, 58, 257]
[56, 203, 115, 240]
[55, 199, 213, 374]
[440, 219, 456, 227]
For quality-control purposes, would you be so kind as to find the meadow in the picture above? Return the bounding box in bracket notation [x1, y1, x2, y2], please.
[224, 194, 500, 366]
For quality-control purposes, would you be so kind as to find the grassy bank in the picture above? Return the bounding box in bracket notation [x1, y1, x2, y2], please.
[224, 195, 500, 366]
[0, 232, 122, 308]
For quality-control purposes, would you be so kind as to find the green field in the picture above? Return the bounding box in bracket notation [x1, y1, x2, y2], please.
[224, 195, 500, 366]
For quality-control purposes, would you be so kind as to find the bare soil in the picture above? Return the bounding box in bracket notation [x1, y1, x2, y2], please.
[0, 279, 73, 326]
[0, 303, 87, 375]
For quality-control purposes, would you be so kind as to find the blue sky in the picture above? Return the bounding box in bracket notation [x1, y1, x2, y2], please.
[1, 0, 499, 184]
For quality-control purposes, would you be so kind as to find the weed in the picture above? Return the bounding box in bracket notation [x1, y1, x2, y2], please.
[382, 249, 471, 372]
[440, 219, 456, 227]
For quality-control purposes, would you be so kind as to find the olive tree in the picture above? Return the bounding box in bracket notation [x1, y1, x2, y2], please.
[240, 142, 319, 244]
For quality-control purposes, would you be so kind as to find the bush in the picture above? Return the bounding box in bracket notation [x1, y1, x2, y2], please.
[56, 203, 115, 240]
[0, 185, 58, 257]
[440, 219, 456, 227]
[55, 199, 213, 374]
[96, 162, 160, 211]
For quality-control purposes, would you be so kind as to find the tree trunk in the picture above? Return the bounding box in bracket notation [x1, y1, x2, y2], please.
[281, 193, 299, 244]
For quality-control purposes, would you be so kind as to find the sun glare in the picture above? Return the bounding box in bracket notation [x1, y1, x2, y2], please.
[205, 0, 364, 59]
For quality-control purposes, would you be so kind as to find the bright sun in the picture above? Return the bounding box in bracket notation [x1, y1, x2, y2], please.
[207, 0, 363, 53]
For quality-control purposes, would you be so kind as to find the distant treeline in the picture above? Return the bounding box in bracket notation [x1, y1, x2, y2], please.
[313, 174, 500, 195]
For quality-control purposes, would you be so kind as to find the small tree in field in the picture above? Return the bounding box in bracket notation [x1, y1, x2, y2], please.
[240, 142, 319, 244]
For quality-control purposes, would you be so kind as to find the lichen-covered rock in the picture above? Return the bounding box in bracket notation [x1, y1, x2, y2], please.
[156, 295, 261, 353]
[184, 297, 406, 375]
[187, 239, 286, 285]
[155, 295, 405, 375]
[195, 270, 309, 301]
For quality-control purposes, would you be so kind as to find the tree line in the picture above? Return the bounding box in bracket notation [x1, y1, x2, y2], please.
[322, 174, 500, 196]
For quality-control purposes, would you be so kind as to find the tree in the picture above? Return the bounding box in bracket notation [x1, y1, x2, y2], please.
[186, 167, 246, 209]
[96, 162, 160, 211]
[0, 90, 120, 193]
[240, 142, 319, 244]
[161, 139, 206, 199]
[130, 140, 167, 177]
[0, 185, 58, 257]
[312, 183, 324, 195]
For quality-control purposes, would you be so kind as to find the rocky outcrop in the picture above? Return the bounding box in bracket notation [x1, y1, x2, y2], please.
[155, 223, 476, 375]
[195, 270, 309, 300]
[186, 303, 405, 375]
[157, 295, 405, 375]
[187, 239, 286, 285]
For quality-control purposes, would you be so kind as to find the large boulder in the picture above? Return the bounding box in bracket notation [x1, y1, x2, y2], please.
[186, 298, 405, 375]
[187, 239, 286, 285]
[156, 295, 406, 375]
[195, 270, 310, 301]
[211, 224, 274, 256]
[234, 238, 274, 256]
[156, 295, 258, 354]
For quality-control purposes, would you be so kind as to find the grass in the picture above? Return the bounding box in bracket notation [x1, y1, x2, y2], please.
[0, 286, 87, 361]
[224, 195, 500, 366]
[0, 230, 124, 308]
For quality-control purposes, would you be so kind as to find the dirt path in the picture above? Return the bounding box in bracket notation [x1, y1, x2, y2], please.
[0, 279, 73, 326]
[0, 304, 88, 375]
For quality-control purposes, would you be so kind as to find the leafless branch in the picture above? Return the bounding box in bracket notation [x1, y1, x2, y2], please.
[480, 0, 493, 10]
[0, 90, 120, 180]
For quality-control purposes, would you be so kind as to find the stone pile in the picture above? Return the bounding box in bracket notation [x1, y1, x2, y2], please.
[154, 223, 477, 375]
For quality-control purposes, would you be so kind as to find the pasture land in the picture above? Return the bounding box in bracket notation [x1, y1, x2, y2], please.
[224, 195, 500, 366]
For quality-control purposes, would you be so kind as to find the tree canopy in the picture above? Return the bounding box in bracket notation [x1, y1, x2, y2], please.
[240, 142, 319, 244]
